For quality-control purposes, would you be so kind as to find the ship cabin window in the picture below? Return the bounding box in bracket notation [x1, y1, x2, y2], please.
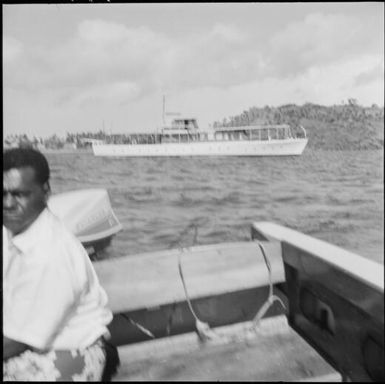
[214, 132, 225, 141]
[259, 129, 269, 141]
[227, 131, 238, 141]
[186, 121, 194, 130]
[171, 119, 199, 131]
[272, 128, 279, 140]
[240, 130, 248, 141]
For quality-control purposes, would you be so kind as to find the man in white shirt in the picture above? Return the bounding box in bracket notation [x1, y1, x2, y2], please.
[3, 148, 119, 381]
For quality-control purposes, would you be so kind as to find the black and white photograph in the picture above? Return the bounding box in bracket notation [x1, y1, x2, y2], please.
[3, 2, 384, 381]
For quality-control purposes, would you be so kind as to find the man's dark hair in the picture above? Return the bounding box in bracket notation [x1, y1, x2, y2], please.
[3, 148, 50, 185]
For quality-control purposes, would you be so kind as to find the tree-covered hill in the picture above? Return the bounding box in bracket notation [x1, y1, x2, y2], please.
[213, 101, 384, 150]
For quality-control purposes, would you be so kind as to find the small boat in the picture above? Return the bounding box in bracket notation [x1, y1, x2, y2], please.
[92, 117, 308, 157]
[47, 188, 122, 257]
[93, 221, 383, 381]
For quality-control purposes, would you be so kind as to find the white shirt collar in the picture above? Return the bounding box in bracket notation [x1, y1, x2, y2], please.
[10, 208, 50, 255]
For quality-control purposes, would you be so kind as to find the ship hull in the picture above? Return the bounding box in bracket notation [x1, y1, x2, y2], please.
[92, 138, 308, 157]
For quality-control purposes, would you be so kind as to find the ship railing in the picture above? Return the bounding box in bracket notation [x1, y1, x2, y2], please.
[98, 124, 307, 145]
[214, 124, 307, 141]
[213, 125, 292, 141]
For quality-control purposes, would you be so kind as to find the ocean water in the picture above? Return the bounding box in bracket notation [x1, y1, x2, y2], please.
[46, 149, 384, 264]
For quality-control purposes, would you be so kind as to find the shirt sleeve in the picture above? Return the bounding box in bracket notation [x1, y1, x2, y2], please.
[3, 238, 85, 350]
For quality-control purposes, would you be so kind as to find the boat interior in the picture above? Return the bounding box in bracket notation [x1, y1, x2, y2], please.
[93, 221, 383, 382]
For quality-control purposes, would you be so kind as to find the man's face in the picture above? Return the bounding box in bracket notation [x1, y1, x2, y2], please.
[3, 167, 49, 235]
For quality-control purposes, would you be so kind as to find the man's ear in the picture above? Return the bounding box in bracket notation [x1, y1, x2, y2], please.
[43, 181, 51, 201]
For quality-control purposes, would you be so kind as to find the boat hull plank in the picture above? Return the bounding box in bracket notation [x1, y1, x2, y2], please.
[112, 315, 341, 381]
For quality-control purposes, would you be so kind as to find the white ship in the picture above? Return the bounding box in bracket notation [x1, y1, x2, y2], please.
[92, 117, 308, 157]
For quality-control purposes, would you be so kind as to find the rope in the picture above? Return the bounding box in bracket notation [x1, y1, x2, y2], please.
[177, 249, 218, 342]
[172, 223, 287, 342]
[123, 222, 287, 343]
[249, 242, 287, 331]
[170, 222, 218, 342]
[120, 313, 155, 339]
[178, 252, 199, 320]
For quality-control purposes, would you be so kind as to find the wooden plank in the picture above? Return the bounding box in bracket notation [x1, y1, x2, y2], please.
[112, 315, 341, 381]
[94, 241, 284, 313]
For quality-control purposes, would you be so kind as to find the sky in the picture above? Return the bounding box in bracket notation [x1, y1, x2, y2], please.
[3, 2, 384, 138]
